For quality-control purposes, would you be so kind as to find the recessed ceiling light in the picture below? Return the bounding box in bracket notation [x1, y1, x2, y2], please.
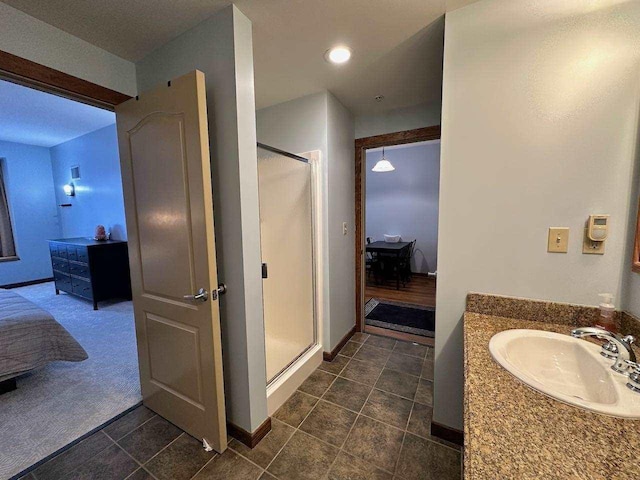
[325, 46, 352, 64]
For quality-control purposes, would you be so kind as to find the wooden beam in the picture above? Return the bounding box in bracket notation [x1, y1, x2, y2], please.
[0, 50, 131, 109]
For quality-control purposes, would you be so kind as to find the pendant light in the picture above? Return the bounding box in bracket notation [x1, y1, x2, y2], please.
[372, 146, 395, 172]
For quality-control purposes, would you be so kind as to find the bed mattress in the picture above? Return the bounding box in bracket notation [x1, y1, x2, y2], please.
[0, 289, 88, 381]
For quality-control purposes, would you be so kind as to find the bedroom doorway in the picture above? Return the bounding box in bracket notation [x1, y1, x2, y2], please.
[0, 75, 141, 479]
[355, 126, 441, 346]
[0, 52, 228, 479]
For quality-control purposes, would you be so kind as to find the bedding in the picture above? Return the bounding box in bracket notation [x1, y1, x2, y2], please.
[0, 289, 87, 381]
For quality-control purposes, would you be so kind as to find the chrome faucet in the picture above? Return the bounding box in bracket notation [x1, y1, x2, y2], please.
[570, 327, 636, 374]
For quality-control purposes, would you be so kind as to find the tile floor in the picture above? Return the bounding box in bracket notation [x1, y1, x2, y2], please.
[18, 333, 461, 480]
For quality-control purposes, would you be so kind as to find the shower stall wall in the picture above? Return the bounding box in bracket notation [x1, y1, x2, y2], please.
[257, 144, 317, 385]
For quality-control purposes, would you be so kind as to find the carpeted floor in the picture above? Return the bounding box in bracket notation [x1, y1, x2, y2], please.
[365, 298, 436, 337]
[0, 282, 141, 480]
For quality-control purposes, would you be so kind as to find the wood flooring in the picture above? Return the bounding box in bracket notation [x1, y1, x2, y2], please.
[364, 274, 437, 345]
[365, 274, 436, 308]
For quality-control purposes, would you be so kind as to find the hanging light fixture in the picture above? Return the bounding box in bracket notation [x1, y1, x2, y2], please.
[372, 146, 395, 172]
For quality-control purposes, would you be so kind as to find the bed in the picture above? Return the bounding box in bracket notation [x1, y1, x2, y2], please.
[0, 289, 88, 384]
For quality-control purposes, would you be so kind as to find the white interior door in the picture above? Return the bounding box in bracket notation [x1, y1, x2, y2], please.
[115, 71, 226, 452]
[258, 146, 315, 382]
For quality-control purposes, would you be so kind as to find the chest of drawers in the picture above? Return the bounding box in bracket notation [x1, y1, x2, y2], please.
[48, 238, 132, 310]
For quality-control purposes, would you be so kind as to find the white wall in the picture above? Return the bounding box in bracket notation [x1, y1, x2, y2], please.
[327, 94, 356, 349]
[355, 101, 441, 139]
[136, 5, 267, 434]
[0, 3, 136, 96]
[256, 91, 356, 351]
[256, 92, 328, 155]
[436, 0, 640, 430]
[366, 142, 440, 273]
[622, 167, 640, 317]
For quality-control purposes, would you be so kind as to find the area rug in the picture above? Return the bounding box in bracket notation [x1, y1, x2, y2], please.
[365, 298, 435, 337]
[0, 282, 141, 479]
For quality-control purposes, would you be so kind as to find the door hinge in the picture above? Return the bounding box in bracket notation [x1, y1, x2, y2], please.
[262, 263, 268, 279]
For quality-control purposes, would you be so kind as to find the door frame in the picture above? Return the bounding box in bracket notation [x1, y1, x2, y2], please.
[0, 51, 269, 448]
[0, 49, 131, 109]
[354, 125, 441, 334]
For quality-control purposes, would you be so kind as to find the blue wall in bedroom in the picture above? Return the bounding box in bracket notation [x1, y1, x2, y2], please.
[0, 141, 62, 286]
[50, 124, 127, 241]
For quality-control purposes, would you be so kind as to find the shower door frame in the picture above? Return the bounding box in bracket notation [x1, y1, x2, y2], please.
[257, 144, 321, 387]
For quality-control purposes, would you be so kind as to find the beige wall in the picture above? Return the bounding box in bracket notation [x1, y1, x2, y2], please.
[436, 0, 640, 429]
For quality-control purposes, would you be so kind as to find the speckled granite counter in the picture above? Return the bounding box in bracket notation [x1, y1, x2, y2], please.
[464, 312, 640, 480]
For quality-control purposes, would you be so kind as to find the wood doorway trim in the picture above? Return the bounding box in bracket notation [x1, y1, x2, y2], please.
[0, 49, 131, 110]
[354, 125, 441, 333]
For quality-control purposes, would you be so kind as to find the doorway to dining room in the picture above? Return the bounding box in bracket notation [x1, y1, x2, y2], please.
[355, 126, 441, 346]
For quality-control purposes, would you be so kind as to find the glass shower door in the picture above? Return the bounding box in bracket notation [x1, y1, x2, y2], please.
[258, 145, 315, 383]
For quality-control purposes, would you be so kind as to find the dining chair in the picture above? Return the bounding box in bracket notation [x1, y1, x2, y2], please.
[399, 239, 416, 285]
[365, 237, 378, 279]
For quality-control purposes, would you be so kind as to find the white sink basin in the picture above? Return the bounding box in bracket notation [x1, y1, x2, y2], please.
[489, 329, 640, 418]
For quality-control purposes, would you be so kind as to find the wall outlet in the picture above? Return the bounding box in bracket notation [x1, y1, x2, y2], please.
[342, 222, 348, 235]
[583, 228, 606, 254]
[547, 227, 569, 253]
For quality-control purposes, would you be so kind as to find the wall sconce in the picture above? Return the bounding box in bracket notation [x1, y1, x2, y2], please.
[63, 183, 75, 196]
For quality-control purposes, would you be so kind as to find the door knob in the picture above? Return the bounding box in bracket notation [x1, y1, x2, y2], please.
[184, 288, 208, 302]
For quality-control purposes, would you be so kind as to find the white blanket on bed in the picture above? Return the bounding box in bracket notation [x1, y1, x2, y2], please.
[0, 289, 88, 381]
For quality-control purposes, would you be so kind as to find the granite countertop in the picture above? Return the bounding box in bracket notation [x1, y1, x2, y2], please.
[464, 312, 640, 480]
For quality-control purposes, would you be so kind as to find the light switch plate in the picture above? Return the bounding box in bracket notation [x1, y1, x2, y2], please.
[342, 222, 348, 235]
[548, 227, 569, 253]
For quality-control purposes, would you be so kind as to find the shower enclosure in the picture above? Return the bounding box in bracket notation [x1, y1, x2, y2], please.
[257, 144, 316, 384]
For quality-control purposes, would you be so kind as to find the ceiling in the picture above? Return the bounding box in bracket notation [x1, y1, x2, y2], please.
[0, 80, 115, 147]
[1, 1, 480, 115]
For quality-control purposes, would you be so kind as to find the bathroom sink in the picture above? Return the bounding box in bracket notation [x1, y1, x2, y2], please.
[489, 329, 640, 418]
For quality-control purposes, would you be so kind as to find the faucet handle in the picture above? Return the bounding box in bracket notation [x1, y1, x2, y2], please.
[601, 341, 619, 359]
[600, 336, 634, 359]
[624, 360, 640, 393]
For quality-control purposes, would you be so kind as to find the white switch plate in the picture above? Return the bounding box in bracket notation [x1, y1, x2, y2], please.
[342, 222, 348, 235]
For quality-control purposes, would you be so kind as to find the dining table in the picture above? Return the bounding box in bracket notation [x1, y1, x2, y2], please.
[365, 240, 411, 290]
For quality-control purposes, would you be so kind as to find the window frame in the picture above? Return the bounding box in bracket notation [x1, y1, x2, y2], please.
[0, 158, 18, 260]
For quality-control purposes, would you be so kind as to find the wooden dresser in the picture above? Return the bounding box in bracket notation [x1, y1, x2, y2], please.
[48, 238, 132, 310]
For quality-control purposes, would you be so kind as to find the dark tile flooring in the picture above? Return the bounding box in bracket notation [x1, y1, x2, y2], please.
[19, 333, 461, 480]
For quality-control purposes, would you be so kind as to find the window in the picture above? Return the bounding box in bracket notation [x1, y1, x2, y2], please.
[0, 163, 17, 260]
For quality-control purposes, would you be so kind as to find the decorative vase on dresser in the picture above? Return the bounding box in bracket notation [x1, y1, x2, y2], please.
[48, 238, 132, 310]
